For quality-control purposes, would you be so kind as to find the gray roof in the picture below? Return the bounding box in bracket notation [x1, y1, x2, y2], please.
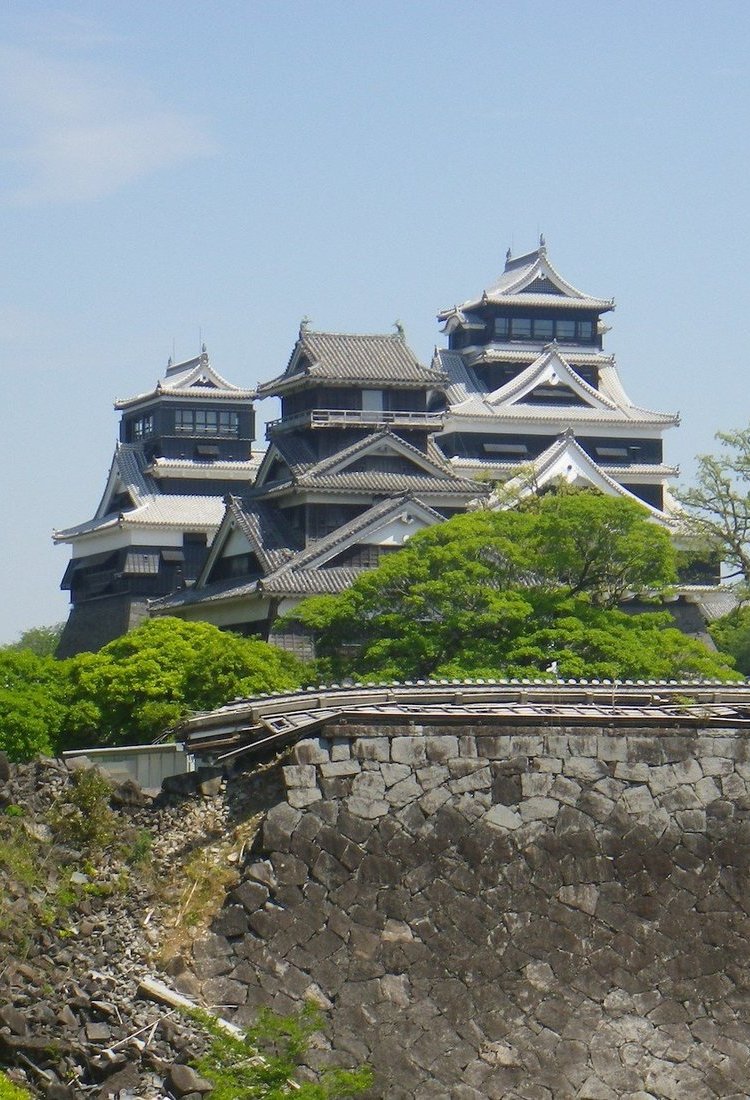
[257, 429, 481, 498]
[116, 350, 255, 409]
[439, 242, 614, 319]
[224, 497, 300, 573]
[258, 330, 445, 396]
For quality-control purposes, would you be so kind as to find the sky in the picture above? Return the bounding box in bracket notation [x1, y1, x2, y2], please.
[1, 0, 749, 643]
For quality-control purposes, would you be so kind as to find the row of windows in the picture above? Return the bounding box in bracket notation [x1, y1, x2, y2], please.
[174, 409, 239, 435]
[493, 317, 595, 342]
[132, 415, 154, 439]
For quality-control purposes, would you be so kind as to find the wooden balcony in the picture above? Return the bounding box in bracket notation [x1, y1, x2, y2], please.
[266, 408, 444, 437]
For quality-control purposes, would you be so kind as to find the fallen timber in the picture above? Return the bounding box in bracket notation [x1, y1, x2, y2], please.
[175, 679, 750, 764]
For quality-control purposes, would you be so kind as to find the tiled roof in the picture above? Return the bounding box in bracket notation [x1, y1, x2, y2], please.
[437, 346, 678, 427]
[225, 497, 300, 573]
[260, 567, 364, 595]
[258, 331, 445, 396]
[291, 470, 480, 495]
[115, 351, 255, 409]
[439, 243, 613, 318]
[54, 495, 226, 542]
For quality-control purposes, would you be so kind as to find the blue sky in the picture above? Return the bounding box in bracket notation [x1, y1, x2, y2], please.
[1, 1, 749, 642]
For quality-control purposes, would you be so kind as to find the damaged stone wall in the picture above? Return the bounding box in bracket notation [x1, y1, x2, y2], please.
[184, 721, 750, 1099]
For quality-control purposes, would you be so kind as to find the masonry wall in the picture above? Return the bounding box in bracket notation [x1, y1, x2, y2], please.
[185, 721, 750, 1099]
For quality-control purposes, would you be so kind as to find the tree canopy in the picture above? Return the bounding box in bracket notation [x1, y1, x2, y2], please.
[679, 426, 750, 585]
[2, 622, 65, 658]
[0, 618, 307, 760]
[289, 490, 738, 683]
[62, 618, 306, 749]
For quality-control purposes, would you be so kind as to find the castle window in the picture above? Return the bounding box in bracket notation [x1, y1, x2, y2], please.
[175, 409, 239, 435]
[493, 318, 509, 338]
[510, 317, 532, 339]
[132, 414, 154, 440]
[577, 321, 594, 340]
[556, 320, 575, 340]
[533, 319, 554, 340]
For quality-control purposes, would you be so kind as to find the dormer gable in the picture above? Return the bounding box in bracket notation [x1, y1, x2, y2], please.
[93, 443, 155, 520]
[307, 430, 455, 482]
[486, 347, 618, 413]
[494, 432, 672, 525]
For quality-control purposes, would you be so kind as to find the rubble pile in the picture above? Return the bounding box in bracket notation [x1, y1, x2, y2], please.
[0, 752, 273, 1099]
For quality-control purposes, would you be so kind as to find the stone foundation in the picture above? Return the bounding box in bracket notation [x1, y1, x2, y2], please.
[188, 721, 750, 1098]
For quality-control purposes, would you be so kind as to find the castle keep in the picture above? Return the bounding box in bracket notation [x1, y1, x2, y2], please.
[55, 241, 684, 653]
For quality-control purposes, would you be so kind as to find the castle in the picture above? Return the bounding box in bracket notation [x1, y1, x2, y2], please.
[55, 240, 693, 657]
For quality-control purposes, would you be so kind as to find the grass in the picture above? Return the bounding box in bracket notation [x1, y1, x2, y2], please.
[0, 1072, 31, 1098]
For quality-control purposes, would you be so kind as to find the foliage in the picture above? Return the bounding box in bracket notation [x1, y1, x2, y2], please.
[61, 617, 306, 749]
[678, 426, 750, 584]
[3, 623, 64, 658]
[48, 768, 116, 850]
[192, 1003, 374, 1098]
[0, 650, 69, 761]
[290, 492, 737, 683]
[709, 606, 750, 676]
[0, 1073, 31, 1099]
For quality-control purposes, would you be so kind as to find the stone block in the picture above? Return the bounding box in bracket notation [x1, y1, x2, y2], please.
[320, 759, 361, 778]
[722, 772, 748, 799]
[352, 770, 386, 799]
[597, 735, 628, 762]
[576, 790, 615, 823]
[672, 758, 703, 784]
[274, 852, 309, 886]
[232, 879, 269, 912]
[483, 804, 523, 831]
[614, 761, 650, 782]
[619, 785, 656, 815]
[282, 764, 317, 788]
[293, 737, 330, 765]
[521, 773, 553, 798]
[564, 757, 608, 782]
[287, 787, 323, 809]
[694, 776, 722, 806]
[419, 787, 451, 816]
[537, 756, 563, 773]
[352, 737, 390, 762]
[493, 772, 522, 805]
[425, 735, 459, 762]
[476, 735, 512, 759]
[558, 883, 599, 916]
[449, 766, 493, 795]
[509, 735, 544, 755]
[330, 738, 352, 761]
[391, 737, 427, 766]
[381, 762, 411, 786]
[386, 776, 423, 807]
[519, 797, 559, 822]
[549, 775, 581, 806]
[459, 734, 478, 757]
[647, 764, 679, 795]
[416, 764, 449, 791]
[212, 904, 250, 937]
[566, 734, 598, 757]
[546, 734, 568, 756]
[346, 795, 390, 819]
[263, 803, 302, 852]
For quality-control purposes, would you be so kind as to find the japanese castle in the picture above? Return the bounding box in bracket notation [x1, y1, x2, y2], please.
[55, 239, 695, 656]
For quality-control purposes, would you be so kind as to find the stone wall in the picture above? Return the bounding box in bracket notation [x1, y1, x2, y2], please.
[187, 720, 750, 1098]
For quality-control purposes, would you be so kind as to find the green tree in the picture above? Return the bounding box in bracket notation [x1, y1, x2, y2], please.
[0, 650, 68, 761]
[61, 617, 306, 748]
[709, 606, 750, 675]
[678, 426, 750, 584]
[289, 491, 737, 682]
[3, 622, 65, 658]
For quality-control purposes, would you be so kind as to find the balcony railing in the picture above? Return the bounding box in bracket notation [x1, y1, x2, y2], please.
[266, 408, 445, 437]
